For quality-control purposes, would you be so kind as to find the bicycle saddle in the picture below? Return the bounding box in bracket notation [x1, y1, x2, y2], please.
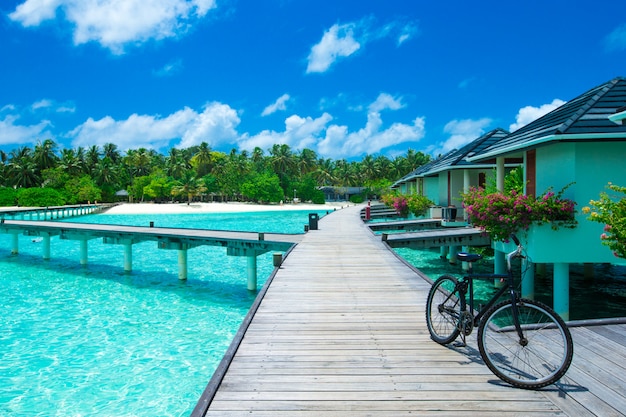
[456, 252, 482, 263]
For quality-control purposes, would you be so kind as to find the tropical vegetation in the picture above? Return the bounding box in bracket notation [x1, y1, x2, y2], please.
[0, 139, 431, 207]
[463, 181, 577, 242]
[381, 191, 434, 218]
[584, 182, 626, 259]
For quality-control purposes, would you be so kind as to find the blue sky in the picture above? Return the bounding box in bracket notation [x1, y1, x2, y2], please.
[1, 0, 625, 160]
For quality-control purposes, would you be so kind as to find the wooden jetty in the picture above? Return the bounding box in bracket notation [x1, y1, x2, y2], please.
[367, 218, 442, 232]
[382, 226, 491, 249]
[0, 219, 301, 288]
[194, 204, 626, 416]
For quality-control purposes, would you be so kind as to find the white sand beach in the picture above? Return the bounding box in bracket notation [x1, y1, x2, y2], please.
[103, 201, 353, 215]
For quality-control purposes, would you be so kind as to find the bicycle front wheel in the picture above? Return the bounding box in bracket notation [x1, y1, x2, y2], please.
[478, 298, 573, 389]
[426, 275, 462, 344]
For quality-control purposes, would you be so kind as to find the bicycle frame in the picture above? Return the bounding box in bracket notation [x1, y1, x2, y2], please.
[455, 241, 525, 340]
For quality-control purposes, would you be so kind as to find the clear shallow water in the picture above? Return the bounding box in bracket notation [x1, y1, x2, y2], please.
[395, 247, 626, 320]
[0, 209, 325, 417]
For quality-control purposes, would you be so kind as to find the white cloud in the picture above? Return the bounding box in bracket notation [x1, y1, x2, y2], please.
[605, 24, 626, 52]
[397, 22, 418, 46]
[241, 93, 425, 159]
[429, 118, 492, 156]
[368, 93, 404, 113]
[32, 99, 53, 110]
[306, 22, 361, 73]
[69, 102, 240, 150]
[509, 99, 565, 132]
[0, 115, 52, 146]
[9, 0, 217, 54]
[153, 59, 183, 77]
[239, 113, 333, 151]
[30, 99, 76, 113]
[261, 94, 291, 116]
[306, 18, 419, 73]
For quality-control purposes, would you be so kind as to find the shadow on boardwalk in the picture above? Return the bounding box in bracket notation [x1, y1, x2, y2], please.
[195, 205, 626, 417]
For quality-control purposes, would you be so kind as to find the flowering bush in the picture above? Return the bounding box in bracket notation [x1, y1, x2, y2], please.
[583, 183, 626, 259]
[462, 184, 577, 242]
[381, 192, 433, 217]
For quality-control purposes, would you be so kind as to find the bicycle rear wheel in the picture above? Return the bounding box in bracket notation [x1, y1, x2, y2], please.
[478, 298, 573, 389]
[426, 275, 462, 344]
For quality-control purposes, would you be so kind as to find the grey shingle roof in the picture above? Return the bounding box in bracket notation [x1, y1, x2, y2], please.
[469, 77, 626, 161]
[392, 128, 509, 187]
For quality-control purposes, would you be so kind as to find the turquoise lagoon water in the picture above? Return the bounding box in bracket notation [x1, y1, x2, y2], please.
[0, 209, 326, 417]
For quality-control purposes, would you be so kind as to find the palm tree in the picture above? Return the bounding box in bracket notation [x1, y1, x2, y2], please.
[7, 154, 40, 188]
[33, 139, 58, 174]
[85, 145, 101, 175]
[171, 172, 207, 204]
[297, 148, 318, 178]
[192, 142, 212, 177]
[59, 149, 85, 176]
[103, 143, 121, 164]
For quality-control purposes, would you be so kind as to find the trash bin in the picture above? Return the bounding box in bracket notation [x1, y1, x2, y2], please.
[308, 213, 319, 230]
[443, 206, 457, 221]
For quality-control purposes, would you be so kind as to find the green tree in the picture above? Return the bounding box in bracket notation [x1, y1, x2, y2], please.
[64, 175, 102, 204]
[17, 187, 65, 206]
[171, 172, 207, 204]
[240, 172, 284, 203]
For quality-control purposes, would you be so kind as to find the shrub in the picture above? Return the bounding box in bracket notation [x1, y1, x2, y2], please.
[583, 183, 626, 259]
[0, 188, 17, 206]
[462, 184, 577, 242]
[17, 188, 66, 207]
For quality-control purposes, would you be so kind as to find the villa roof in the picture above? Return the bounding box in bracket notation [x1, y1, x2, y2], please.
[391, 128, 509, 187]
[469, 76, 626, 161]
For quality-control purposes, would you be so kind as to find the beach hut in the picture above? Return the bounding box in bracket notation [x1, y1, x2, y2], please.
[467, 76, 626, 320]
[392, 128, 512, 220]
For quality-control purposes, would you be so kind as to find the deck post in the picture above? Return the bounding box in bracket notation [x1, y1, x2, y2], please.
[178, 248, 188, 280]
[43, 234, 51, 260]
[11, 232, 18, 255]
[439, 245, 448, 259]
[521, 258, 534, 299]
[448, 245, 459, 264]
[247, 254, 257, 291]
[461, 245, 469, 270]
[554, 263, 570, 321]
[494, 250, 505, 287]
[124, 243, 132, 273]
[80, 239, 88, 266]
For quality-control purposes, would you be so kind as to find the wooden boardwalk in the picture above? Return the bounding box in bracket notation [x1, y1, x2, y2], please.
[196, 205, 626, 416]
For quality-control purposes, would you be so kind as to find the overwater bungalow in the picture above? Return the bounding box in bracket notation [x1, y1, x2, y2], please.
[392, 128, 512, 220]
[464, 76, 626, 320]
[390, 76, 626, 321]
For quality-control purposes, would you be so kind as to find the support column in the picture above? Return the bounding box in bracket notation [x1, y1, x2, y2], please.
[521, 258, 535, 299]
[247, 255, 257, 291]
[461, 245, 470, 271]
[43, 234, 51, 260]
[80, 239, 88, 266]
[494, 250, 506, 287]
[554, 263, 570, 321]
[448, 245, 459, 265]
[440, 245, 448, 260]
[124, 243, 133, 273]
[496, 157, 505, 192]
[178, 248, 188, 280]
[11, 232, 19, 255]
[463, 169, 471, 221]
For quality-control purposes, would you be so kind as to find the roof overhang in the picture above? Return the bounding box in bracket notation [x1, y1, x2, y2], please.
[609, 110, 626, 125]
[467, 132, 626, 162]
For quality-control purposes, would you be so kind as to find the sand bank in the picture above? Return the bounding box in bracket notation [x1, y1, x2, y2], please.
[103, 201, 352, 215]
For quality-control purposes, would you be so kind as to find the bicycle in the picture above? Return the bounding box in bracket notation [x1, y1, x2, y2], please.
[425, 234, 573, 389]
